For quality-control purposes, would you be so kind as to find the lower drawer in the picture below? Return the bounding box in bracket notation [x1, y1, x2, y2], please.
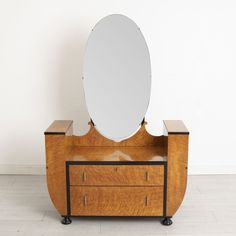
[70, 186, 163, 216]
[70, 165, 164, 186]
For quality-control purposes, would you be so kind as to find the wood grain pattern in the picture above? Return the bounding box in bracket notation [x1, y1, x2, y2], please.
[164, 120, 189, 134]
[44, 120, 189, 218]
[73, 122, 164, 147]
[45, 122, 74, 215]
[166, 134, 189, 216]
[70, 165, 164, 186]
[70, 186, 163, 216]
[45, 135, 67, 215]
[67, 146, 166, 162]
[44, 120, 73, 135]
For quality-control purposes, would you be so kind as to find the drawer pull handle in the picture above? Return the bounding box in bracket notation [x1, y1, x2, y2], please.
[82, 172, 87, 182]
[145, 196, 148, 206]
[83, 195, 88, 206]
[145, 171, 149, 181]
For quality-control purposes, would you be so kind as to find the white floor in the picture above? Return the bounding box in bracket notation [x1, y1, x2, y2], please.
[0, 175, 235, 236]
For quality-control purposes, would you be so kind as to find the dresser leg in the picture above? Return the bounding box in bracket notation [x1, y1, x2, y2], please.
[161, 217, 172, 226]
[61, 216, 72, 225]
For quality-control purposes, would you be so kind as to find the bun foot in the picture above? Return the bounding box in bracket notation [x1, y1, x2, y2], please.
[161, 217, 172, 226]
[61, 216, 72, 225]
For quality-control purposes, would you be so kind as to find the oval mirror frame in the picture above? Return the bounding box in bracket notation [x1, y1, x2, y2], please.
[83, 14, 151, 141]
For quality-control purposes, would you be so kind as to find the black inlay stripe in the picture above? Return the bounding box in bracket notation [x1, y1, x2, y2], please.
[66, 161, 166, 165]
[163, 162, 167, 217]
[65, 160, 167, 218]
[66, 163, 71, 216]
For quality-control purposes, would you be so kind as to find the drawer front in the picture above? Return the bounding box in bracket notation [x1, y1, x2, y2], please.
[70, 165, 164, 186]
[70, 186, 163, 216]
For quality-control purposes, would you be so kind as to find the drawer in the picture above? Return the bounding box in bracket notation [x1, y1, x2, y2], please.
[69, 165, 164, 186]
[70, 186, 163, 216]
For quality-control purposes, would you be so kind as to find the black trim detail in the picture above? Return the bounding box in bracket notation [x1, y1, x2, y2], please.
[66, 163, 71, 216]
[65, 215, 167, 218]
[44, 121, 73, 135]
[163, 162, 167, 217]
[141, 118, 145, 126]
[65, 160, 168, 219]
[167, 131, 189, 135]
[44, 132, 67, 135]
[66, 161, 166, 165]
[163, 121, 189, 135]
[90, 119, 95, 126]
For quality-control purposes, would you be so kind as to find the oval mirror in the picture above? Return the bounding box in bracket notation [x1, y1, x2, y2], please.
[83, 14, 151, 140]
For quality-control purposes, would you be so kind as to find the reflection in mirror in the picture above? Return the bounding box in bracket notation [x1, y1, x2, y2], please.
[83, 14, 151, 141]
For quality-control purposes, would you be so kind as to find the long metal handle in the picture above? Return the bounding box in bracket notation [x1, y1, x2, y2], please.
[82, 172, 87, 182]
[84, 195, 88, 206]
[145, 196, 148, 206]
[145, 171, 149, 181]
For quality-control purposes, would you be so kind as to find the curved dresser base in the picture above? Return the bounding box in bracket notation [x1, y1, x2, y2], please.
[44, 120, 189, 224]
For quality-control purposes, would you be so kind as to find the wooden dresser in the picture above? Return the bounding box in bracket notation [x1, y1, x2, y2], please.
[44, 120, 189, 225]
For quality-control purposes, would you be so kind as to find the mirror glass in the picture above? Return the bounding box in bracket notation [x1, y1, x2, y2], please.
[83, 14, 151, 140]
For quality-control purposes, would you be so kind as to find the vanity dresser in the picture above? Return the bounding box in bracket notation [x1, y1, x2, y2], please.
[44, 14, 189, 226]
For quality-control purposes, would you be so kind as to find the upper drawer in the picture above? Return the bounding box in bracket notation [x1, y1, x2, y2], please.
[69, 165, 164, 186]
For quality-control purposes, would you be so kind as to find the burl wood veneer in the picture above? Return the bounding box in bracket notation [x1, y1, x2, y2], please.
[44, 120, 189, 225]
[70, 186, 164, 216]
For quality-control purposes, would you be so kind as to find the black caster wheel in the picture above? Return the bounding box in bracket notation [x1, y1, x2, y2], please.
[61, 216, 72, 225]
[161, 217, 173, 226]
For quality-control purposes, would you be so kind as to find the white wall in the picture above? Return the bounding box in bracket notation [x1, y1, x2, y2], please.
[1, 0, 236, 174]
